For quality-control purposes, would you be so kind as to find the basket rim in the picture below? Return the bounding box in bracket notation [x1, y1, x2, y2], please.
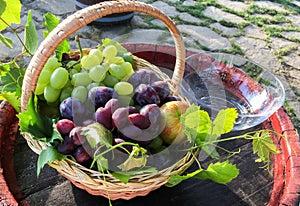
[20, 0, 186, 112]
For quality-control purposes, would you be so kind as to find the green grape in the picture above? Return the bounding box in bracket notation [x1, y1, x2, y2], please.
[50, 67, 69, 89]
[89, 65, 107, 82]
[37, 69, 52, 85]
[148, 136, 163, 150]
[109, 64, 127, 80]
[89, 48, 103, 63]
[114, 82, 133, 96]
[35, 83, 46, 95]
[102, 62, 109, 70]
[87, 82, 100, 91]
[105, 56, 124, 65]
[43, 56, 62, 73]
[122, 52, 134, 65]
[72, 86, 88, 103]
[64, 79, 72, 88]
[103, 45, 118, 60]
[71, 72, 93, 86]
[81, 54, 101, 70]
[102, 74, 119, 87]
[118, 95, 134, 107]
[44, 85, 61, 103]
[120, 61, 134, 81]
[69, 68, 78, 78]
[60, 86, 73, 102]
[67, 60, 81, 71]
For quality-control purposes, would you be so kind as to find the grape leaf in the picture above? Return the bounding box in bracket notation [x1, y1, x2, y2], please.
[43, 13, 60, 34]
[81, 122, 113, 149]
[43, 13, 70, 60]
[252, 130, 279, 164]
[0, 60, 10, 76]
[0, 0, 6, 17]
[96, 156, 109, 171]
[0, 91, 20, 112]
[194, 160, 239, 184]
[212, 108, 238, 137]
[37, 146, 67, 176]
[181, 105, 211, 142]
[0, 0, 21, 31]
[111, 172, 131, 184]
[0, 66, 24, 97]
[0, 33, 13, 48]
[112, 167, 157, 184]
[166, 160, 239, 187]
[118, 146, 148, 171]
[197, 108, 238, 158]
[166, 169, 203, 187]
[17, 93, 53, 140]
[23, 10, 38, 55]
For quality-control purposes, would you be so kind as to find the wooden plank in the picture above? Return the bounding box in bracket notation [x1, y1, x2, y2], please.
[11, 128, 272, 205]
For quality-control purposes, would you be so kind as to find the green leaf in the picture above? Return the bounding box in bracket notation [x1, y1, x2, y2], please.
[96, 156, 109, 171]
[0, 66, 24, 96]
[81, 122, 113, 149]
[212, 108, 238, 137]
[0, 0, 21, 31]
[0, 0, 6, 17]
[195, 108, 238, 158]
[17, 93, 53, 140]
[0, 60, 10, 76]
[111, 172, 131, 184]
[43, 13, 70, 60]
[166, 161, 239, 187]
[181, 104, 211, 142]
[37, 146, 67, 176]
[194, 160, 239, 184]
[0, 91, 20, 112]
[23, 10, 38, 55]
[166, 169, 203, 187]
[118, 146, 148, 171]
[0, 33, 13, 48]
[112, 166, 157, 184]
[252, 130, 279, 163]
[43, 13, 60, 34]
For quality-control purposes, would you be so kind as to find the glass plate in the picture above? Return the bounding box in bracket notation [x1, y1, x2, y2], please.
[181, 52, 285, 131]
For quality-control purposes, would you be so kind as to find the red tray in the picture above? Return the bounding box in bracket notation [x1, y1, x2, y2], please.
[0, 44, 299, 205]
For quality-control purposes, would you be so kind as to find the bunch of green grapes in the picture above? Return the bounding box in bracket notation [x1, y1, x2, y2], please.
[36, 44, 135, 104]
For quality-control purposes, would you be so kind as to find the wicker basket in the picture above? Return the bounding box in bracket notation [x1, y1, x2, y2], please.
[20, 0, 197, 200]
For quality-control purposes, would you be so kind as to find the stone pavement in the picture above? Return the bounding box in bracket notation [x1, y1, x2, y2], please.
[1, 0, 300, 132]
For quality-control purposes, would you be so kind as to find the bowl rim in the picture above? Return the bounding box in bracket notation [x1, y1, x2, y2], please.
[183, 52, 286, 130]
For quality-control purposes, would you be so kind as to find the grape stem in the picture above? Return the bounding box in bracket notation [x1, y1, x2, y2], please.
[75, 35, 83, 58]
[90, 141, 140, 169]
[0, 16, 33, 57]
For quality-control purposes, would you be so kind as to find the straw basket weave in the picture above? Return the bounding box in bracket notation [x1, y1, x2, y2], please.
[20, 0, 198, 200]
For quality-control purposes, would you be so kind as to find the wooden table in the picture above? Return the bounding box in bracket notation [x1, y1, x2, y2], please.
[1, 44, 300, 206]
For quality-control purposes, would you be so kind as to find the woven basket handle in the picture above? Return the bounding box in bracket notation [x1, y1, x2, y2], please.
[21, 0, 186, 111]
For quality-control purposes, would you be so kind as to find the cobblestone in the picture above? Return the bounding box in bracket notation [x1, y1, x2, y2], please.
[150, 1, 178, 17]
[232, 36, 281, 72]
[177, 24, 232, 50]
[203, 6, 248, 24]
[254, 1, 289, 13]
[210, 23, 240, 37]
[270, 37, 299, 51]
[244, 24, 268, 39]
[216, 0, 249, 12]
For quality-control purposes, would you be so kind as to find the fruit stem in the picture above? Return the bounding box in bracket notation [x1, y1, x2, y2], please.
[0, 16, 33, 57]
[75, 35, 83, 58]
[90, 141, 140, 169]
